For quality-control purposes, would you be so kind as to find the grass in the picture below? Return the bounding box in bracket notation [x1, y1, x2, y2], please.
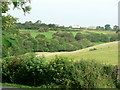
[1, 83, 34, 88]
[93, 42, 107, 45]
[36, 41, 118, 65]
[71, 32, 77, 36]
[19, 29, 56, 38]
[83, 30, 116, 35]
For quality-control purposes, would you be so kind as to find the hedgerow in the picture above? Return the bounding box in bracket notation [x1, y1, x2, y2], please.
[2, 54, 118, 88]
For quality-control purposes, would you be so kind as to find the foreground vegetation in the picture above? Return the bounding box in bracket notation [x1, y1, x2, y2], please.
[2, 54, 118, 88]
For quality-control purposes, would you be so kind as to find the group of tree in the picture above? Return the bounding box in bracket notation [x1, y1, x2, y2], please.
[15, 21, 119, 31]
[96, 24, 119, 31]
[15, 21, 58, 31]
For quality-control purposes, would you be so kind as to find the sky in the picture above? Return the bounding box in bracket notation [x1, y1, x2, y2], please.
[7, 0, 119, 27]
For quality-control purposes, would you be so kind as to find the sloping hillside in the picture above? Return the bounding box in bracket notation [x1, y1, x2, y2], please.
[36, 41, 118, 65]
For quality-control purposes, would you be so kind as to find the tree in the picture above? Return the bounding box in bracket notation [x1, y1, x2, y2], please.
[96, 26, 104, 30]
[35, 20, 42, 24]
[48, 24, 56, 28]
[69, 26, 72, 28]
[104, 24, 112, 30]
[2, 15, 18, 30]
[53, 31, 75, 42]
[2, 0, 31, 57]
[75, 32, 85, 41]
[2, 0, 31, 14]
[113, 25, 119, 31]
[2, 0, 31, 31]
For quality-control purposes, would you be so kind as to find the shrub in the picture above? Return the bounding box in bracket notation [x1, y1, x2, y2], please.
[2, 55, 117, 88]
[70, 60, 116, 88]
[47, 56, 74, 86]
[75, 32, 85, 41]
[2, 55, 74, 86]
[53, 31, 75, 42]
[2, 53, 49, 86]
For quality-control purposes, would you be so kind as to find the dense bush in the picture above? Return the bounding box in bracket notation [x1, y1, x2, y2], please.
[2, 55, 118, 88]
[47, 56, 73, 86]
[75, 32, 115, 43]
[53, 31, 75, 42]
[75, 32, 85, 41]
[2, 53, 49, 86]
[71, 60, 116, 88]
[78, 32, 110, 42]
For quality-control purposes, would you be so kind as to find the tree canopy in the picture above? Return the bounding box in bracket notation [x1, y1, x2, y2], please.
[2, 0, 31, 14]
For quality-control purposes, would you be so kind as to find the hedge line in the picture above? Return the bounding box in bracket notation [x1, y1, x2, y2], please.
[2, 53, 119, 88]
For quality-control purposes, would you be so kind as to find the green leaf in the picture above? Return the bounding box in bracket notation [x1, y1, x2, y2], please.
[12, 1, 19, 8]
[7, 39, 17, 46]
[2, 39, 11, 47]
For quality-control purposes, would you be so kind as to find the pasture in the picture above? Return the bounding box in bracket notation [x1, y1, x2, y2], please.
[19, 29, 56, 38]
[36, 41, 118, 65]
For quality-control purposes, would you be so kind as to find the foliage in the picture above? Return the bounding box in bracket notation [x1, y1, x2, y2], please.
[104, 24, 112, 30]
[53, 31, 75, 42]
[1, 0, 32, 57]
[35, 34, 45, 39]
[47, 56, 73, 85]
[2, 15, 17, 30]
[2, 53, 49, 86]
[71, 60, 116, 88]
[2, 55, 118, 88]
[2, 1, 31, 14]
[3, 28, 118, 57]
[75, 32, 85, 40]
[38, 27, 49, 32]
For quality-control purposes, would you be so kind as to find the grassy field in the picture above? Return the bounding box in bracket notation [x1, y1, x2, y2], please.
[36, 41, 118, 65]
[19, 29, 116, 38]
[19, 29, 56, 38]
[82, 30, 116, 35]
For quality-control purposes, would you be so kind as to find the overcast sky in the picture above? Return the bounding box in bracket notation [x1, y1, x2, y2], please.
[7, 0, 119, 27]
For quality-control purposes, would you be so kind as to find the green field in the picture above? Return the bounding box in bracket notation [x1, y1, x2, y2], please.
[84, 30, 116, 34]
[19, 29, 56, 38]
[36, 41, 118, 65]
[19, 29, 116, 38]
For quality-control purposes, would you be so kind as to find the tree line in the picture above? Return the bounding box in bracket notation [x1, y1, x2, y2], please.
[15, 21, 119, 31]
